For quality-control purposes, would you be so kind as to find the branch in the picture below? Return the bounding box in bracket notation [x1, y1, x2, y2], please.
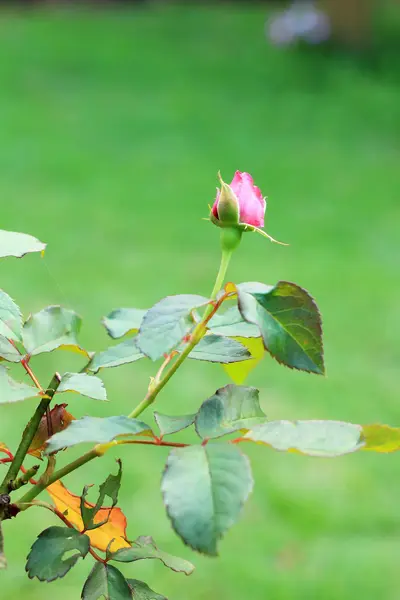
[0, 373, 61, 494]
[128, 288, 232, 419]
[16, 448, 100, 508]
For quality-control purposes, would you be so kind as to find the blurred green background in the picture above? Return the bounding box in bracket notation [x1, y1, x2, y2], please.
[0, 3, 400, 599]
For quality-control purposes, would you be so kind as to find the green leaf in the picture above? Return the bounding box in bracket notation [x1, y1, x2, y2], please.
[0, 290, 22, 341]
[154, 412, 196, 437]
[136, 294, 209, 361]
[188, 334, 251, 364]
[0, 365, 39, 403]
[58, 373, 107, 401]
[81, 460, 122, 531]
[195, 384, 267, 440]
[89, 339, 145, 373]
[82, 563, 131, 600]
[208, 306, 260, 338]
[0, 336, 22, 362]
[0, 229, 46, 259]
[237, 282, 274, 294]
[110, 535, 194, 575]
[238, 281, 324, 375]
[127, 579, 167, 600]
[46, 416, 152, 453]
[26, 526, 89, 582]
[361, 424, 400, 453]
[243, 420, 364, 456]
[103, 308, 147, 339]
[161, 444, 253, 555]
[23, 306, 87, 357]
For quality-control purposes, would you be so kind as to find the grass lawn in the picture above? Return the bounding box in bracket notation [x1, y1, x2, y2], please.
[0, 3, 399, 599]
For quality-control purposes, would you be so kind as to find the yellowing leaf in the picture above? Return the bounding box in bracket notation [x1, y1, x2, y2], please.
[59, 344, 89, 358]
[47, 480, 130, 552]
[27, 404, 75, 459]
[223, 337, 264, 384]
[362, 424, 400, 453]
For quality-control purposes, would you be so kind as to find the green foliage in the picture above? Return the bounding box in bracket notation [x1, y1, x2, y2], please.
[103, 308, 147, 339]
[0, 230, 46, 259]
[238, 281, 324, 374]
[154, 412, 196, 437]
[195, 384, 267, 440]
[127, 579, 166, 600]
[80, 460, 122, 531]
[0, 337, 22, 362]
[82, 563, 131, 600]
[46, 416, 152, 453]
[0, 365, 39, 403]
[136, 294, 208, 360]
[208, 305, 260, 338]
[110, 535, 195, 575]
[161, 444, 253, 555]
[0, 290, 22, 342]
[244, 420, 364, 456]
[58, 373, 108, 401]
[22, 306, 86, 357]
[89, 339, 145, 373]
[188, 334, 251, 363]
[26, 526, 90, 582]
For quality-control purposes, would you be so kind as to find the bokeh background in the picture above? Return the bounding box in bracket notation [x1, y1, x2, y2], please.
[0, 1, 400, 599]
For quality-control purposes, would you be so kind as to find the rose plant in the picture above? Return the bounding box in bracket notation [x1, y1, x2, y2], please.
[0, 171, 398, 599]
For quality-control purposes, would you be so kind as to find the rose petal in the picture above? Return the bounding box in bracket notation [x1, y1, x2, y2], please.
[234, 172, 265, 228]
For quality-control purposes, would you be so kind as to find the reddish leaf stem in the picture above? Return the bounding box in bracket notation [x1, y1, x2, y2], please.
[0, 448, 14, 461]
[20, 357, 44, 393]
[0, 450, 39, 485]
[121, 439, 188, 449]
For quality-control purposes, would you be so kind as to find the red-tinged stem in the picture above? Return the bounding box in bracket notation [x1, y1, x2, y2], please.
[0, 452, 39, 485]
[15, 436, 188, 510]
[230, 437, 246, 444]
[128, 289, 234, 420]
[0, 449, 13, 461]
[53, 508, 105, 563]
[11, 254, 234, 507]
[153, 351, 178, 386]
[20, 357, 44, 393]
[121, 439, 188, 449]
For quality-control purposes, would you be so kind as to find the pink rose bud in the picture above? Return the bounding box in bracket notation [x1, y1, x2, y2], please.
[211, 171, 266, 229]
